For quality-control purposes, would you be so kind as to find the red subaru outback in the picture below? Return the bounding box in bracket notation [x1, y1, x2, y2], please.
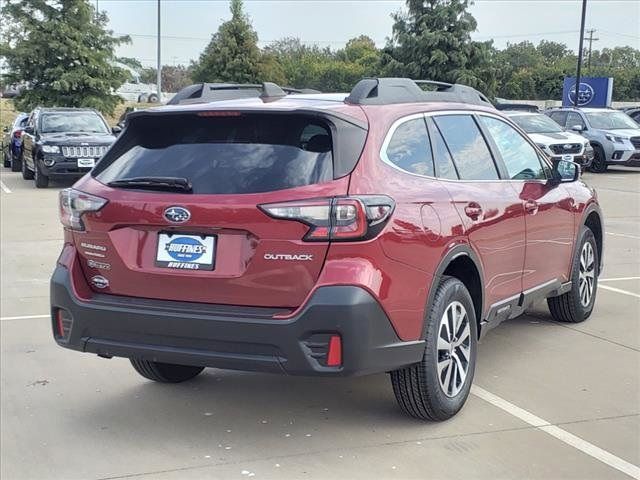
[51, 79, 604, 420]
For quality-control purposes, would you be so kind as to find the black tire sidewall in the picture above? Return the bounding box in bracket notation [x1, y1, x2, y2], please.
[592, 146, 607, 173]
[570, 227, 599, 318]
[423, 278, 478, 417]
[34, 159, 48, 188]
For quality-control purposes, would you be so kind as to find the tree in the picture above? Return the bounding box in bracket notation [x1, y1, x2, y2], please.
[0, 0, 129, 114]
[380, 0, 491, 91]
[191, 0, 261, 83]
[139, 65, 193, 92]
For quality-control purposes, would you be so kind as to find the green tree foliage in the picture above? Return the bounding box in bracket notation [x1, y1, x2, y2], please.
[139, 65, 193, 92]
[190, 0, 261, 83]
[380, 0, 491, 92]
[0, 0, 129, 114]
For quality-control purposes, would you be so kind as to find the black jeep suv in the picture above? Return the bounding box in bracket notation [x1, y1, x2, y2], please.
[21, 107, 116, 188]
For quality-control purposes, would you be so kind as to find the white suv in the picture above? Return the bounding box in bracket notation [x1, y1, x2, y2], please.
[505, 111, 593, 169]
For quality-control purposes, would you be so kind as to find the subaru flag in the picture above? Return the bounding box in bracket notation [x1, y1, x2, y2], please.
[562, 77, 613, 108]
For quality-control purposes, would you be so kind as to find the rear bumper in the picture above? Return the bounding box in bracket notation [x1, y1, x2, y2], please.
[50, 265, 424, 376]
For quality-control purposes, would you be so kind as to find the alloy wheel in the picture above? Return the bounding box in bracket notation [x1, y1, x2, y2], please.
[437, 301, 471, 397]
[579, 242, 595, 307]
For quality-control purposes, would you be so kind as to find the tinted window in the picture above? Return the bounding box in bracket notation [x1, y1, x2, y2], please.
[40, 112, 109, 134]
[96, 114, 334, 194]
[427, 118, 458, 180]
[384, 118, 434, 176]
[480, 116, 546, 180]
[549, 111, 568, 127]
[566, 112, 585, 130]
[434, 115, 499, 180]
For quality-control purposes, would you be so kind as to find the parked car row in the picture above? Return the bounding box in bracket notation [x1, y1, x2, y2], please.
[3, 107, 118, 188]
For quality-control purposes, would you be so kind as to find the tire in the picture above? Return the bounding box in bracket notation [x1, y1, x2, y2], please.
[21, 156, 34, 180]
[547, 226, 598, 323]
[3, 149, 9, 168]
[147, 93, 159, 103]
[34, 159, 49, 188]
[10, 152, 21, 172]
[390, 277, 478, 421]
[130, 358, 204, 383]
[590, 145, 608, 173]
[138, 93, 149, 103]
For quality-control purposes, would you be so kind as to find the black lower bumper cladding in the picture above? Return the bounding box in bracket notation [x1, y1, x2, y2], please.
[50, 266, 424, 376]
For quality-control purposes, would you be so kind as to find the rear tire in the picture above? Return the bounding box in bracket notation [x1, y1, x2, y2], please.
[390, 277, 477, 421]
[3, 149, 9, 168]
[591, 145, 608, 173]
[34, 160, 49, 188]
[130, 358, 204, 383]
[547, 226, 598, 323]
[10, 152, 21, 172]
[21, 156, 34, 180]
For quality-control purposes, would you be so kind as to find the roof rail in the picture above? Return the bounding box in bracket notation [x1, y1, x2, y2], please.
[345, 78, 493, 107]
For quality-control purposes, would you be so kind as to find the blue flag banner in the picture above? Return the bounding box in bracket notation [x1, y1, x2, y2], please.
[562, 77, 614, 108]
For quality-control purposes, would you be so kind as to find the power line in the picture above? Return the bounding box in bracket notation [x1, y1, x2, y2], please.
[583, 28, 599, 72]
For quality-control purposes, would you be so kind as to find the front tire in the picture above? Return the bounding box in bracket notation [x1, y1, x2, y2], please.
[130, 358, 204, 383]
[390, 277, 477, 421]
[21, 156, 34, 180]
[34, 159, 49, 188]
[547, 226, 598, 323]
[3, 149, 10, 168]
[591, 145, 608, 173]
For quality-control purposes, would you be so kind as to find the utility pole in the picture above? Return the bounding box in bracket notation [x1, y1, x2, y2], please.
[156, 0, 162, 100]
[574, 0, 588, 107]
[95, 0, 99, 21]
[584, 29, 599, 72]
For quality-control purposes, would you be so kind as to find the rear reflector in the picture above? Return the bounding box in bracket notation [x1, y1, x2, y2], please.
[56, 309, 73, 340]
[326, 335, 342, 367]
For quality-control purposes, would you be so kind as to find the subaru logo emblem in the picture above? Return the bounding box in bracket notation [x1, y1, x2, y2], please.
[164, 206, 191, 223]
[568, 82, 595, 106]
[90, 275, 109, 289]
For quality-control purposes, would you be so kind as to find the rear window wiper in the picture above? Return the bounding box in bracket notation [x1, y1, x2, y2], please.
[107, 176, 193, 193]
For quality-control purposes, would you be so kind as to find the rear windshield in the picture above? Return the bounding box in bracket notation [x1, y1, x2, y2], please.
[95, 113, 334, 194]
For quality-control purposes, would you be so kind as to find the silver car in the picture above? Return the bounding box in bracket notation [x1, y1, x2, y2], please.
[546, 107, 640, 172]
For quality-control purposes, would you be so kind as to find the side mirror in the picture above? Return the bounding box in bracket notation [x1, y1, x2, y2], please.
[111, 125, 123, 136]
[570, 124, 585, 132]
[550, 159, 580, 186]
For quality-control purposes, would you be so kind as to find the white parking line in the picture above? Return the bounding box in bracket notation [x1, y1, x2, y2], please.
[606, 232, 640, 240]
[0, 314, 49, 321]
[599, 284, 640, 299]
[471, 386, 640, 479]
[600, 277, 640, 282]
[0, 180, 11, 194]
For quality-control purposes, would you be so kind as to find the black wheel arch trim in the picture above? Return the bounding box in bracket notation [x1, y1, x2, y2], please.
[579, 201, 604, 275]
[424, 244, 486, 340]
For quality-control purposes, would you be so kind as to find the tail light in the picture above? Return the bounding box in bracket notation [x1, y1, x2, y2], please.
[259, 195, 394, 241]
[13, 130, 22, 138]
[59, 188, 107, 231]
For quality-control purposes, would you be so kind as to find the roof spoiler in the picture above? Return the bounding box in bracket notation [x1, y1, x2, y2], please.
[345, 78, 493, 108]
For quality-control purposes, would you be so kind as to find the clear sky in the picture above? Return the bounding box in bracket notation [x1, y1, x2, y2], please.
[98, 0, 640, 67]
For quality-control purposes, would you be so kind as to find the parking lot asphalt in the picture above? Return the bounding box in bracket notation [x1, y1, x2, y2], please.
[1, 168, 638, 480]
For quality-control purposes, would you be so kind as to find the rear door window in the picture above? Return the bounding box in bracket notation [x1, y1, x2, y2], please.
[426, 118, 458, 180]
[433, 115, 499, 180]
[383, 117, 434, 176]
[95, 114, 334, 194]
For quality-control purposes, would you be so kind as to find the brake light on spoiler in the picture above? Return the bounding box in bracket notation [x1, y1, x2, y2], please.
[259, 196, 394, 241]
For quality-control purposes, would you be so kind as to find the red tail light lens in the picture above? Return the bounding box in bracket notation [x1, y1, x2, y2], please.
[13, 130, 22, 138]
[59, 188, 107, 231]
[259, 196, 394, 241]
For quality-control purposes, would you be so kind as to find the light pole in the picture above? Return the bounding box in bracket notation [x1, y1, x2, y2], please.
[156, 0, 162, 100]
[574, 0, 588, 107]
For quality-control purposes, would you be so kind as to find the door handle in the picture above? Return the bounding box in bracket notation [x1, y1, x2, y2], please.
[524, 199, 539, 215]
[464, 202, 483, 220]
